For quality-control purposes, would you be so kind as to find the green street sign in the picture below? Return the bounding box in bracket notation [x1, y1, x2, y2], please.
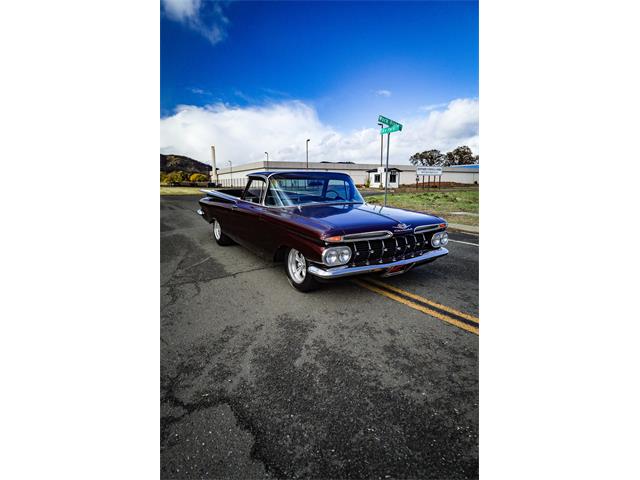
[380, 124, 401, 134]
[378, 115, 402, 128]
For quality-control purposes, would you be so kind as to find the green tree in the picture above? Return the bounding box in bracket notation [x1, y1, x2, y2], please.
[444, 146, 476, 166]
[409, 149, 445, 166]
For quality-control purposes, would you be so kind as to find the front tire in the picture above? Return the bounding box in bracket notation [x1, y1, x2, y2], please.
[285, 248, 319, 292]
[213, 219, 234, 246]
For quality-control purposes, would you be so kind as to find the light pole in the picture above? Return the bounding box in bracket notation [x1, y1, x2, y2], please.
[264, 151, 269, 170]
[377, 123, 384, 166]
[227, 160, 232, 187]
[306, 139, 310, 169]
[210, 145, 218, 185]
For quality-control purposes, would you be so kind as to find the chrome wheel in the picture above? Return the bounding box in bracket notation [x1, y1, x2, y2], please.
[213, 220, 222, 240]
[287, 248, 307, 284]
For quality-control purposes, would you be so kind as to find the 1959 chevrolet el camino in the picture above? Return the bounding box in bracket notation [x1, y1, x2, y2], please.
[197, 171, 449, 291]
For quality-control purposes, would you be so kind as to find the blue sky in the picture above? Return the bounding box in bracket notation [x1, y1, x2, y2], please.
[160, 0, 478, 165]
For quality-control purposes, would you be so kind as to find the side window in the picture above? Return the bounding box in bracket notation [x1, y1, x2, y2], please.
[374, 174, 381, 183]
[243, 178, 266, 203]
[326, 179, 349, 199]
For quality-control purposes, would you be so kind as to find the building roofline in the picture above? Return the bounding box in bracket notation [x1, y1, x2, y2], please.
[216, 160, 478, 175]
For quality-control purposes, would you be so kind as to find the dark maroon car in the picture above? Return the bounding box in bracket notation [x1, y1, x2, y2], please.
[197, 171, 449, 291]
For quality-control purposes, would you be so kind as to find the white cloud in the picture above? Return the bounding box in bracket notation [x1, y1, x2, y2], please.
[375, 89, 392, 97]
[160, 98, 479, 167]
[161, 0, 229, 45]
[419, 102, 448, 112]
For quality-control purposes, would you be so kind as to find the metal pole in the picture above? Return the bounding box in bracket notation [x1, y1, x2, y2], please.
[378, 123, 384, 166]
[264, 152, 269, 170]
[383, 132, 390, 207]
[210, 145, 218, 185]
[227, 160, 232, 185]
[306, 139, 310, 169]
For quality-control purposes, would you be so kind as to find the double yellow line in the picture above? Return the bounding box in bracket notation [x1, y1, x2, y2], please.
[353, 278, 479, 335]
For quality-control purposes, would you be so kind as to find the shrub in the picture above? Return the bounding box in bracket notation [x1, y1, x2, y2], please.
[160, 171, 168, 183]
[189, 173, 208, 182]
[166, 170, 186, 183]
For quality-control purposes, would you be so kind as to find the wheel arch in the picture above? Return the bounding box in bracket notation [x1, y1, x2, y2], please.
[273, 245, 289, 263]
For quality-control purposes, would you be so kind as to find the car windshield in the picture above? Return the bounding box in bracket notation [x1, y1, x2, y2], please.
[265, 174, 364, 207]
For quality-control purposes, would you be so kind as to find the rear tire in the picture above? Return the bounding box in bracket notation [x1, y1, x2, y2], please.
[213, 219, 234, 246]
[285, 248, 319, 292]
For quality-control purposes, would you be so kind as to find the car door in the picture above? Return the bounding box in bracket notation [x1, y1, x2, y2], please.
[232, 178, 268, 252]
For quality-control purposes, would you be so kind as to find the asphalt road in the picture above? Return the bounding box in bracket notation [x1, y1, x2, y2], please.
[161, 195, 479, 479]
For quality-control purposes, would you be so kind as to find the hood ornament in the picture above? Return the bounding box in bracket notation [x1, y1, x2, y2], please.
[394, 223, 411, 231]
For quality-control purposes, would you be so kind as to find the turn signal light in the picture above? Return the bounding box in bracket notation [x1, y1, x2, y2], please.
[324, 235, 343, 243]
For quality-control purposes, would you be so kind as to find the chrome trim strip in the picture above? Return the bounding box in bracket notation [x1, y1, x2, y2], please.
[307, 248, 448, 279]
[262, 200, 364, 210]
[414, 224, 446, 234]
[324, 230, 393, 243]
[344, 230, 393, 241]
[200, 189, 241, 203]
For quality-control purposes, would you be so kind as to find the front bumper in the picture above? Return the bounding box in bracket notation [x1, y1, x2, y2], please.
[307, 247, 448, 279]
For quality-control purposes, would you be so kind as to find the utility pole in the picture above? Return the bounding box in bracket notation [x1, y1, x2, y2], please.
[377, 123, 384, 166]
[384, 133, 390, 207]
[264, 151, 269, 170]
[227, 160, 232, 187]
[306, 139, 310, 169]
[210, 145, 218, 185]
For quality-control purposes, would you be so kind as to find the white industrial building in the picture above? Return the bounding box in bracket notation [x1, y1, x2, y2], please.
[213, 161, 478, 187]
[367, 167, 403, 188]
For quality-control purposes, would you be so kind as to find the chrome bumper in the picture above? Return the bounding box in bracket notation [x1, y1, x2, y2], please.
[307, 248, 448, 279]
[196, 209, 204, 216]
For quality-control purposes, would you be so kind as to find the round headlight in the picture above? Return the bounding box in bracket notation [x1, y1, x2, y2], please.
[323, 246, 352, 266]
[431, 232, 442, 247]
[440, 232, 448, 246]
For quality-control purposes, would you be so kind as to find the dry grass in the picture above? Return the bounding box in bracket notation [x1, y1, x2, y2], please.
[160, 186, 204, 196]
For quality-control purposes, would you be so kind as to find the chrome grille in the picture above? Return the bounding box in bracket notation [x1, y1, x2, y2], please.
[349, 232, 438, 267]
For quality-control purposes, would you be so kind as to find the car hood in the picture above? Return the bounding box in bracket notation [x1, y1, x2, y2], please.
[292, 203, 445, 237]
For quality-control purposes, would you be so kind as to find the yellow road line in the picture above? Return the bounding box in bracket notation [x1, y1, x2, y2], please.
[353, 280, 479, 335]
[364, 278, 479, 324]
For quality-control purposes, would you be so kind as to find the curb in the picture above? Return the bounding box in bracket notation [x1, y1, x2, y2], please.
[447, 223, 479, 235]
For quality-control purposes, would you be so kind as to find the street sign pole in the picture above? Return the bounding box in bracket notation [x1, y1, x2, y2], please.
[378, 115, 403, 208]
[377, 122, 384, 166]
[384, 132, 390, 207]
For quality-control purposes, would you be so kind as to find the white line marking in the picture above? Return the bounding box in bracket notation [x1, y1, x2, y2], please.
[449, 239, 479, 247]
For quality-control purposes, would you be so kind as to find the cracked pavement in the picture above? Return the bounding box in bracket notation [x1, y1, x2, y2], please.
[161, 195, 479, 479]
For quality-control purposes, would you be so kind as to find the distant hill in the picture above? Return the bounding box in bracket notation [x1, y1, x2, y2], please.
[160, 154, 212, 174]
